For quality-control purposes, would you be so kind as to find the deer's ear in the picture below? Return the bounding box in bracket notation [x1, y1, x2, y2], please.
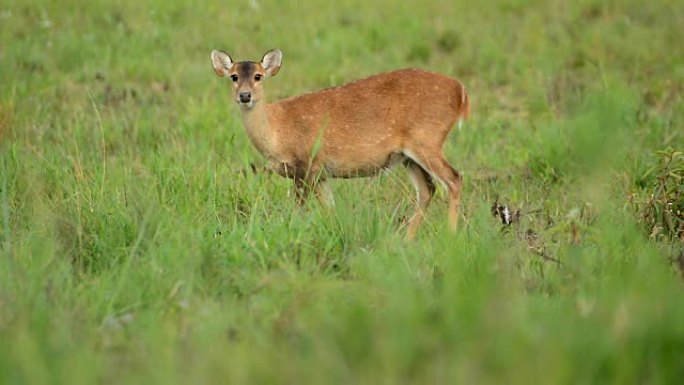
[211, 50, 234, 77]
[261, 49, 282, 77]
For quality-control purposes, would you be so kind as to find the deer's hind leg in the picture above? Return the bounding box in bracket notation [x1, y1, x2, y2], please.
[403, 148, 462, 232]
[405, 159, 437, 239]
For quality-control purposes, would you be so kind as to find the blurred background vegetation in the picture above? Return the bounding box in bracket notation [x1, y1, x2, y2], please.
[1, 0, 683, 383]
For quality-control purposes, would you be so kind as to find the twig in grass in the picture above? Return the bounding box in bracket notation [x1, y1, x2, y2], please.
[523, 229, 562, 266]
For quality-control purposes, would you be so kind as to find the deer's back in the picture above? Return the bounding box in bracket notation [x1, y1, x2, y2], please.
[268, 69, 467, 176]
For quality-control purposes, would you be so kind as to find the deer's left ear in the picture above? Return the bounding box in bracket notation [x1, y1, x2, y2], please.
[261, 49, 282, 77]
[211, 50, 234, 77]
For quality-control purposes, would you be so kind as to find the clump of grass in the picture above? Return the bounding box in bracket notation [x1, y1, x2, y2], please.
[633, 149, 684, 242]
[406, 43, 431, 63]
[436, 29, 460, 53]
[0, 102, 13, 141]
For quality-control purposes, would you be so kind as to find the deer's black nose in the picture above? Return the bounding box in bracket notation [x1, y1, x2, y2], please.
[239, 92, 252, 103]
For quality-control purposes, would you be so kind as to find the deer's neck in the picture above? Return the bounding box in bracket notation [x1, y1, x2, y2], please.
[240, 102, 277, 160]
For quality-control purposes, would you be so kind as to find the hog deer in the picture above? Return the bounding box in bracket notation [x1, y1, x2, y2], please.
[211, 49, 470, 238]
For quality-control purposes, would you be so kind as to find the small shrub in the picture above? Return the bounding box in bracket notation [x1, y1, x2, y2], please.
[436, 29, 460, 53]
[406, 43, 431, 63]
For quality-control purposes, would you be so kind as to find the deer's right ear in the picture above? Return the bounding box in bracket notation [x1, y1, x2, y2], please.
[211, 50, 234, 77]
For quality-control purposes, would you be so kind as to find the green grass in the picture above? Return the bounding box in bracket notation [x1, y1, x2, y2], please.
[1, 0, 684, 383]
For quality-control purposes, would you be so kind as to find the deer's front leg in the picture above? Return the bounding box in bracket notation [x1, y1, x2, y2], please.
[293, 177, 313, 206]
[269, 161, 313, 206]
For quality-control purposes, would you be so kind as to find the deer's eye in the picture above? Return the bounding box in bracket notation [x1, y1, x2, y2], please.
[254, 74, 263, 81]
[230, 74, 238, 82]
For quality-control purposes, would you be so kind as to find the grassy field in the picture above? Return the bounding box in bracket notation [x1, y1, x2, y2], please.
[1, 0, 684, 383]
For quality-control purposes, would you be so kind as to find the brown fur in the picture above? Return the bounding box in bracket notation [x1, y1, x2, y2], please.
[212, 49, 470, 238]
